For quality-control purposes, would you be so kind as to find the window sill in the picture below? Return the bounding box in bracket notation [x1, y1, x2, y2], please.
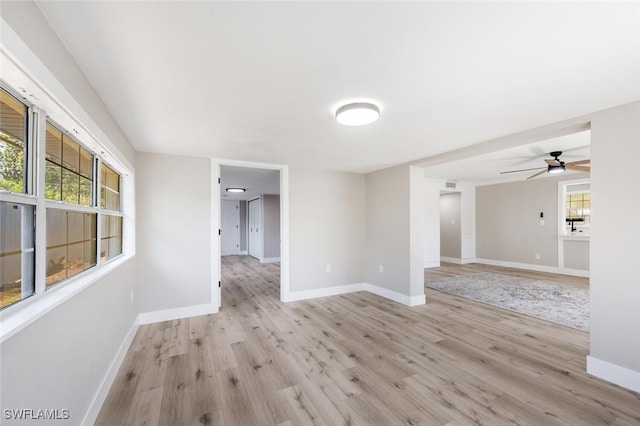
[0, 254, 134, 343]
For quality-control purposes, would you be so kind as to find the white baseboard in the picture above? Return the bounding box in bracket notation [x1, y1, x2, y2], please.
[475, 258, 590, 278]
[364, 284, 426, 307]
[260, 257, 281, 264]
[424, 261, 440, 268]
[587, 356, 640, 392]
[138, 303, 218, 325]
[440, 256, 462, 264]
[239, 250, 248, 255]
[82, 316, 140, 426]
[282, 282, 425, 307]
[283, 283, 366, 302]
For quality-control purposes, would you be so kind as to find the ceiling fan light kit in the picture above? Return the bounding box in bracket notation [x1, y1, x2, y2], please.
[501, 150, 590, 180]
[547, 164, 566, 174]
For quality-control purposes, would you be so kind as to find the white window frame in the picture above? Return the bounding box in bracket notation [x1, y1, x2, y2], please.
[0, 57, 134, 342]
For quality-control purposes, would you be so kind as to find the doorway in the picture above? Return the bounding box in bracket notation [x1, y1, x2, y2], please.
[214, 161, 288, 308]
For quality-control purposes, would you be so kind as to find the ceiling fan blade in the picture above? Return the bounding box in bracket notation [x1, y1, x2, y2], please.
[566, 159, 590, 166]
[545, 159, 561, 166]
[566, 165, 590, 173]
[499, 167, 546, 175]
[527, 169, 548, 179]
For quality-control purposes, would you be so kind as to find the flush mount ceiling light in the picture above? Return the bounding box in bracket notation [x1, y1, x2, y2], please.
[226, 188, 245, 193]
[335, 102, 380, 126]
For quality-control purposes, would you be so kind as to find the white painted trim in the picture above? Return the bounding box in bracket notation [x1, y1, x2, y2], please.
[138, 303, 218, 325]
[281, 282, 425, 307]
[81, 316, 140, 426]
[0, 256, 134, 343]
[587, 356, 640, 393]
[475, 258, 590, 278]
[364, 284, 426, 307]
[424, 261, 441, 268]
[440, 256, 462, 264]
[283, 283, 366, 302]
[260, 257, 281, 264]
[239, 250, 248, 255]
[212, 159, 290, 304]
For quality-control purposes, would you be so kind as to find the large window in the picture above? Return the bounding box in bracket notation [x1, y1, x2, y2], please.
[0, 83, 126, 310]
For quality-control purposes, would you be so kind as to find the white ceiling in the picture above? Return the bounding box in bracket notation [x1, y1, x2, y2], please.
[220, 166, 280, 201]
[36, 2, 639, 174]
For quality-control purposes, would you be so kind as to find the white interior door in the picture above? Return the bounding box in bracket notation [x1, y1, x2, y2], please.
[221, 200, 240, 255]
[248, 198, 261, 259]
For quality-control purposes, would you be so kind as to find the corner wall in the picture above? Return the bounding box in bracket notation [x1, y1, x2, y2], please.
[588, 101, 640, 391]
[365, 165, 425, 305]
[136, 153, 214, 318]
[288, 168, 365, 297]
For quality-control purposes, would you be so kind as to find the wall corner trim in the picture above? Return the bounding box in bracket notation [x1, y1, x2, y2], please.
[282, 283, 367, 302]
[364, 284, 426, 307]
[138, 303, 219, 325]
[82, 316, 140, 426]
[282, 282, 425, 307]
[586, 355, 640, 393]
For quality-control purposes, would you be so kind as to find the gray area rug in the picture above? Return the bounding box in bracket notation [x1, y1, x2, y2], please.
[425, 272, 589, 332]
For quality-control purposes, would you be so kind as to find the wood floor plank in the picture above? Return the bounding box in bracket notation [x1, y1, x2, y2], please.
[97, 257, 640, 425]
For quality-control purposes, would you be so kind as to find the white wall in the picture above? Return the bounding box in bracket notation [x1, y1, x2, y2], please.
[0, 3, 139, 423]
[476, 172, 589, 269]
[136, 153, 213, 314]
[262, 194, 281, 260]
[0, 260, 138, 425]
[440, 193, 461, 258]
[424, 179, 476, 266]
[365, 165, 425, 305]
[288, 168, 365, 294]
[423, 181, 441, 267]
[588, 101, 640, 390]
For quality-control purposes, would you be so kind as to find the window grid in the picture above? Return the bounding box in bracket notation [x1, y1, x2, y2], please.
[0, 82, 125, 311]
[565, 192, 591, 226]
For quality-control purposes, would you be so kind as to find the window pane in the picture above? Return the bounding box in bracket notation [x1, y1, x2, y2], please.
[62, 135, 79, 172]
[0, 89, 27, 193]
[46, 122, 93, 207]
[46, 209, 97, 288]
[46, 123, 62, 163]
[80, 148, 92, 179]
[0, 202, 35, 309]
[45, 161, 62, 200]
[62, 168, 80, 204]
[101, 164, 120, 211]
[100, 214, 122, 262]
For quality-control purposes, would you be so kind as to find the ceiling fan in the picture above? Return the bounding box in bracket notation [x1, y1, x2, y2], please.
[500, 151, 591, 179]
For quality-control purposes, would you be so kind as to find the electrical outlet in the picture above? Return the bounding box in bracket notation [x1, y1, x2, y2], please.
[535, 253, 541, 260]
[325, 264, 331, 273]
[379, 264, 384, 273]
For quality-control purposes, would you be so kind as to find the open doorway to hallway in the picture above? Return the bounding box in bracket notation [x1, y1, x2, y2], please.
[219, 165, 282, 307]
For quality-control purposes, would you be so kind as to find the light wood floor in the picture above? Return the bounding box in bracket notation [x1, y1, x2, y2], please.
[96, 257, 640, 425]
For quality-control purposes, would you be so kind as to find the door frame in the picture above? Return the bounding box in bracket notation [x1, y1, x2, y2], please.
[211, 159, 290, 308]
[247, 197, 261, 259]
